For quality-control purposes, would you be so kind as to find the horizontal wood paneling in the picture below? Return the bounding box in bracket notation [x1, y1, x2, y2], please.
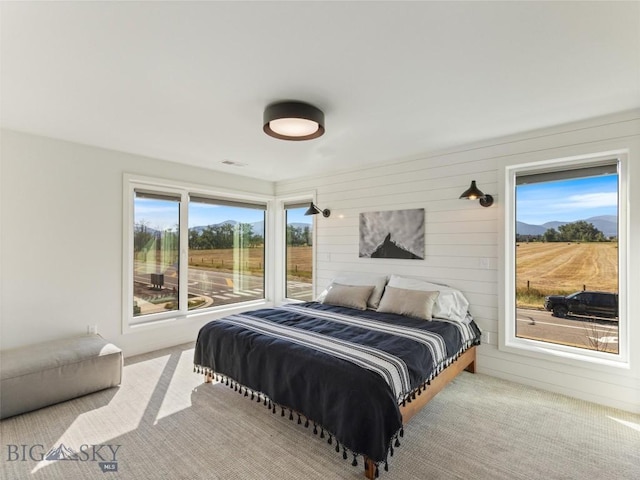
[479, 345, 639, 413]
[277, 110, 640, 413]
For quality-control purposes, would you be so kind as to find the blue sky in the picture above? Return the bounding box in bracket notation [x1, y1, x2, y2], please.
[516, 174, 618, 225]
[285, 207, 310, 225]
[138, 177, 618, 231]
[135, 200, 310, 231]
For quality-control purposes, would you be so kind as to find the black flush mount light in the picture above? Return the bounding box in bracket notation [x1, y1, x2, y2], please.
[304, 202, 331, 218]
[263, 101, 325, 141]
[459, 180, 494, 207]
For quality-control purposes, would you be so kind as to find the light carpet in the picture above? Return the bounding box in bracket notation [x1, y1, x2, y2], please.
[1, 342, 638, 479]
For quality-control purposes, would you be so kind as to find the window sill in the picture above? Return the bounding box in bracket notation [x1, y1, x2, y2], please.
[501, 337, 630, 372]
[123, 299, 273, 334]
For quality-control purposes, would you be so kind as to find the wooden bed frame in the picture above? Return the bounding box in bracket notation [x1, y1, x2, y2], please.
[205, 345, 477, 480]
[363, 345, 476, 478]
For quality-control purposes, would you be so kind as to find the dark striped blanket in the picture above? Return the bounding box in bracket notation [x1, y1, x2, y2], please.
[194, 302, 481, 465]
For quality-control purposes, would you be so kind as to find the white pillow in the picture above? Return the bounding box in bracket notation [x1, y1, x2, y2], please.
[316, 273, 388, 309]
[377, 286, 440, 320]
[387, 274, 470, 323]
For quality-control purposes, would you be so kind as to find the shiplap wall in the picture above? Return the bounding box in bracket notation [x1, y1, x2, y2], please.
[276, 110, 640, 413]
[278, 153, 499, 331]
[276, 141, 500, 356]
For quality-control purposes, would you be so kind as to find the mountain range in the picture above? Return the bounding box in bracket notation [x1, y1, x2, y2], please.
[517, 215, 617, 237]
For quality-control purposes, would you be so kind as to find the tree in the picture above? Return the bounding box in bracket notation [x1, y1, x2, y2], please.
[303, 226, 312, 247]
[537, 221, 607, 243]
[542, 228, 559, 242]
[287, 225, 311, 246]
[189, 229, 202, 250]
[134, 221, 155, 252]
[187, 222, 261, 250]
[200, 226, 217, 249]
[237, 223, 254, 248]
[557, 221, 606, 242]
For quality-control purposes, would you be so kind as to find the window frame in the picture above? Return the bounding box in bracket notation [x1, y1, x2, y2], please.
[122, 174, 273, 333]
[275, 194, 317, 304]
[283, 200, 315, 302]
[500, 150, 629, 369]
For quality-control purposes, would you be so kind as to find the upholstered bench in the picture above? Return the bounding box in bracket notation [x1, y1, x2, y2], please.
[0, 334, 122, 419]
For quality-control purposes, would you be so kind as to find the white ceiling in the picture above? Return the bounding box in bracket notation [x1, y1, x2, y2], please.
[1, 2, 639, 182]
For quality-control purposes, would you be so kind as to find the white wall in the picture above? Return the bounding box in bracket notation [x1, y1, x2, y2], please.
[276, 110, 640, 413]
[0, 130, 273, 356]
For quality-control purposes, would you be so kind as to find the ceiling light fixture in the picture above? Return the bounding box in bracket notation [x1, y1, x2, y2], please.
[303, 202, 330, 218]
[459, 180, 494, 207]
[263, 101, 325, 141]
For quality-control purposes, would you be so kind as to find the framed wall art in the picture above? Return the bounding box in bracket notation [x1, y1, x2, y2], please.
[359, 208, 424, 259]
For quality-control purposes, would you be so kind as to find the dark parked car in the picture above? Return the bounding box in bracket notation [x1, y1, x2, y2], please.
[544, 291, 618, 319]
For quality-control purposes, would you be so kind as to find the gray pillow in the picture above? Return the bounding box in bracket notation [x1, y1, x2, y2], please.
[387, 274, 470, 323]
[316, 273, 388, 309]
[376, 286, 440, 320]
[321, 283, 375, 310]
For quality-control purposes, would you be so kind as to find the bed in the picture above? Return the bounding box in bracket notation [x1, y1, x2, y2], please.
[194, 275, 481, 479]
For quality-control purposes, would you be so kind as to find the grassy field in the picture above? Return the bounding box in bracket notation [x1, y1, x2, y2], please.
[516, 242, 618, 308]
[187, 246, 313, 280]
[188, 248, 265, 273]
[286, 245, 312, 280]
[147, 243, 616, 309]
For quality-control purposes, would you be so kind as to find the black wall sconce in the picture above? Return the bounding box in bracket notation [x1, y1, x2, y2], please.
[459, 180, 494, 207]
[304, 202, 331, 218]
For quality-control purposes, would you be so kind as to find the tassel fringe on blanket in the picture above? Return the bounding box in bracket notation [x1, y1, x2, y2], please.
[194, 366, 431, 477]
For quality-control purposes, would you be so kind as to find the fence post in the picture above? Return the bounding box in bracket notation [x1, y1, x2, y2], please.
[527, 280, 530, 291]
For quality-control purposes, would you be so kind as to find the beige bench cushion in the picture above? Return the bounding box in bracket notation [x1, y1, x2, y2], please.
[1, 334, 122, 419]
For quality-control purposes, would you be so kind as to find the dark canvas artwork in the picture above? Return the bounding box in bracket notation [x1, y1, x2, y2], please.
[359, 209, 425, 259]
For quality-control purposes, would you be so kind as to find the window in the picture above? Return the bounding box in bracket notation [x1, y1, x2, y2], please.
[188, 195, 265, 309]
[126, 177, 269, 327]
[284, 202, 314, 301]
[504, 153, 628, 364]
[133, 191, 181, 317]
